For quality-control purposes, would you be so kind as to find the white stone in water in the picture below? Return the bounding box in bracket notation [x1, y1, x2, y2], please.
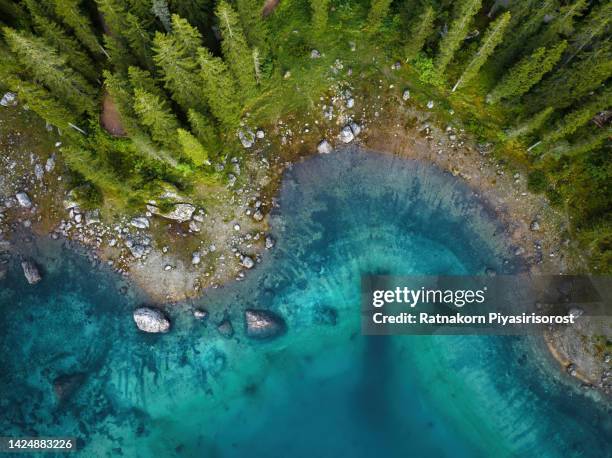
[133, 307, 170, 333]
[15, 192, 32, 208]
[241, 255, 255, 269]
[317, 139, 333, 154]
[21, 260, 41, 285]
[34, 164, 44, 180]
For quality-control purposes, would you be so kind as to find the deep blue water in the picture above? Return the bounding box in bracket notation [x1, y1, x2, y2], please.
[1, 148, 610, 457]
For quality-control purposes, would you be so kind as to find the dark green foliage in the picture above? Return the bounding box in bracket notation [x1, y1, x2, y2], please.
[435, 0, 482, 74]
[153, 15, 208, 113]
[367, 0, 393, 33]
[3, 26, 97, 115]
[216, 1, 257, 97]
[487, 41, 567, 104]
[404, 5, 435, 61]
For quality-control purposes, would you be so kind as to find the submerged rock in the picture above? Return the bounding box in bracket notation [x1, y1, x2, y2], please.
[0, 263, 7, 281]
[241, 255, 255, 269]
[217, 318, 234, 338]
[244, 309, 286, 340]
[133, 307, 170, 333]
[53, 373, 86, 402]
[21, 260, 41, 285]
[265, 235, 275, 249]
[193, 308, 209, 320]
[317, 139, 333, 154]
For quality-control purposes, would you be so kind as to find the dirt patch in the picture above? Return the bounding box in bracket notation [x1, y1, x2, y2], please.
[100, 92, 126, 137]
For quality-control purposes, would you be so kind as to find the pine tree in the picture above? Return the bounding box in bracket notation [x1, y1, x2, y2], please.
[506, 107, 554, 139]
[548, 128, 611, 159]
[128, 66, 165, 99]
[152, 0, 172, 32]
[3, 27, 97, 115]
[542, 87, 612, 144]
[96, 0, 153, 70]
[404, 5, 435, 61]
[216, 1, 257, 97]
[236, 0, 271, 53]
[367, 0, 392, 33]
[530, 0, 588, 51]
[491, 0, 557, 71]
[52, 0, 105, 57]
[25, 0, 98, 82]
[487, 41, 567, 104]
[188, 108, 218, 151]
[177, 128, 208, 165]
[310, 0, 331, 33]
[133, 88, 180, 152]
[153, 15, 208, 113]
[197, 48, 242, 128]
[452, 12, 510, 92]
[565, 1, 612, 65]
[435, 0, 482, 74]
[530, 42, 612, 110]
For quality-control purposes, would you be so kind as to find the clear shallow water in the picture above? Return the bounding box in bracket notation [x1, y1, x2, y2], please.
[1, 148, 610, 457]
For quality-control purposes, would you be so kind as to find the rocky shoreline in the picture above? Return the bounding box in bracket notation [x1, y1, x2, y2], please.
[1, 89, 609, 396]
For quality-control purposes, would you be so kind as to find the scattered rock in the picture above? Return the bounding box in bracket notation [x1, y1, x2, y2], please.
[346, 98, 355, 108]
[340, 125, 355, 143]
[15, 192, 32, 208]
[45, 156, 55, 173]
[189, 220, 201, 232]
[191, 251, 201, 265]
[193, 308, 209, 320]
[130, 217, 149, 229]
[0, 92, 17, 107]
[427, 100, 435, 109]
[349, 122, 361, 136]
[265, 235, 275, 249]
[21, 260, 41, 285]
[133, 307, 170, 333]
[34, 164, 44, 180]
[568, 306, 584, 319]
[402, 89, 410, 101]
[238, 130, 255, 148]
[253, 209, 264, 221]
[310, 49, 321, 58]
[317, 139, 333, 154]
[147, 203, 195, 223]
[244, 309, 287, 339]
[530, 220, 541, 231]
[241, 255, 255, 269]
[256, 129, 265, 139]
[217, 318, 234, 338]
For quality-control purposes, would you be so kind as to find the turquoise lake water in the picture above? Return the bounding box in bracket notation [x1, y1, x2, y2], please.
[1, 148, 610, 457]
